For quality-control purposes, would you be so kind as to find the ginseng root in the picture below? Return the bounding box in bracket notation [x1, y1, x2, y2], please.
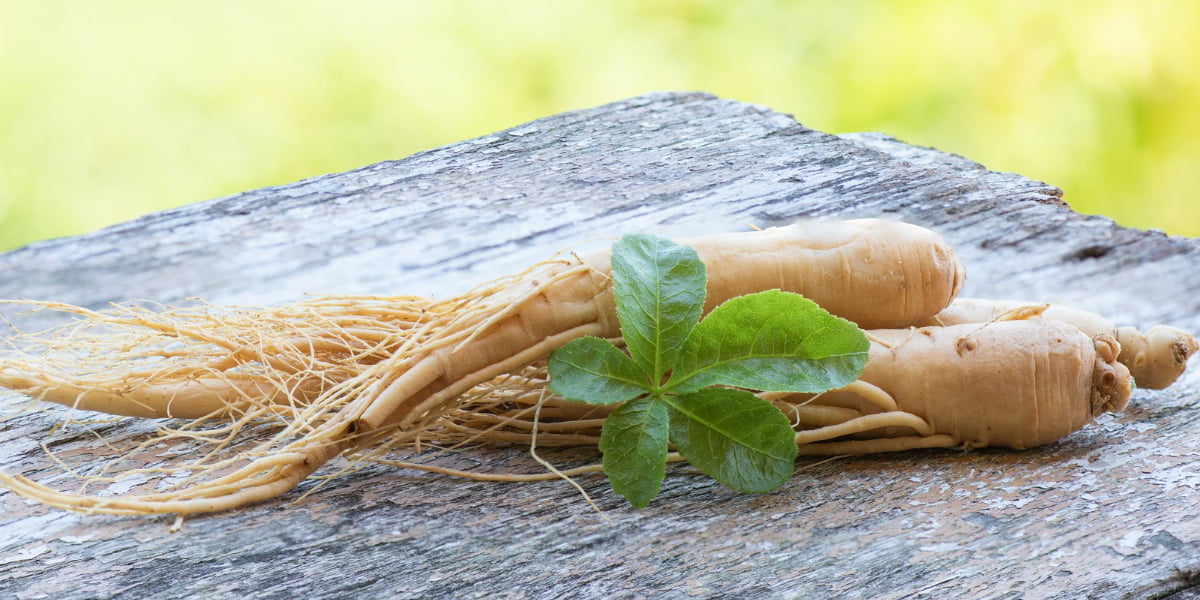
[922, 298, 1198, 389]
[354, 217, 964, 436]
[0, 218, 964, 515]
[785, 320, 1131, 453]
[436, 319, 1132, 456]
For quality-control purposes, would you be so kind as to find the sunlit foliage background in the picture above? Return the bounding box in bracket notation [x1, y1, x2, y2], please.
[1, 1, 1196, 250]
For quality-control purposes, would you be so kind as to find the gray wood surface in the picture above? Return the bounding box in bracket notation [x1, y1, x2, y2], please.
[2, 91, 1198, 599]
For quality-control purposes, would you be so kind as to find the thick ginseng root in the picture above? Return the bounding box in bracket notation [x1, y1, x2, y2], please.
[437, 320, 1131, 456]
[779, 320, 1132, 453]
[924, 298, 1198, 389]
[612, 218, 966, 330]
[337, 217, 967, 434]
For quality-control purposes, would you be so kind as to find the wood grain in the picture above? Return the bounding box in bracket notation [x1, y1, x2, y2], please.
[1, 92, 1197, 599]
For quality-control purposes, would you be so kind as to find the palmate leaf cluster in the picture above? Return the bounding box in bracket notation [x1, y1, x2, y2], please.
[547, 234, 869, 508]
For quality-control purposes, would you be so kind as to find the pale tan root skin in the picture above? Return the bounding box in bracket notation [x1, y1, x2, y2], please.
[587, 218, 966, 330]
[777, 320, 1131, 453]
[925, 298, 1198, 389]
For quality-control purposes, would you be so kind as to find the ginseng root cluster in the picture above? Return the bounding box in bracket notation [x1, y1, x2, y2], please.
[0, 218, 1193, 515]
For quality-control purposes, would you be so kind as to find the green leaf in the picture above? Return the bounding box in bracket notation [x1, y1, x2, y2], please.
[664, 387, 798, 493]
[599, 396, 670, 508]
[547, 234, 869, 508]
[548, 336, 648, 405]
[610, 234, 707, 385]
[667, 290, 869, 394]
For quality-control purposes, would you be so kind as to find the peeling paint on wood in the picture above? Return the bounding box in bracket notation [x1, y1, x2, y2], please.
[1, 92, 1197, 599]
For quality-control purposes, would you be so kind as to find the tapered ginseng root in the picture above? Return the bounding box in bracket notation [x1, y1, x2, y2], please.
[435, 320, 1131, 456]
[0, 218, 964, 515]
[923, 298, 1198, 389]
[354, 217, 966, 435]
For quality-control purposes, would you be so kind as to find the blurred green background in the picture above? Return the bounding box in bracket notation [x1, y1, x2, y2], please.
[1, 1, 1197, 250]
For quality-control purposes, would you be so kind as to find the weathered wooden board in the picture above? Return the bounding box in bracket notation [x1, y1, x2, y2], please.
[2, 92, 1198, 599]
